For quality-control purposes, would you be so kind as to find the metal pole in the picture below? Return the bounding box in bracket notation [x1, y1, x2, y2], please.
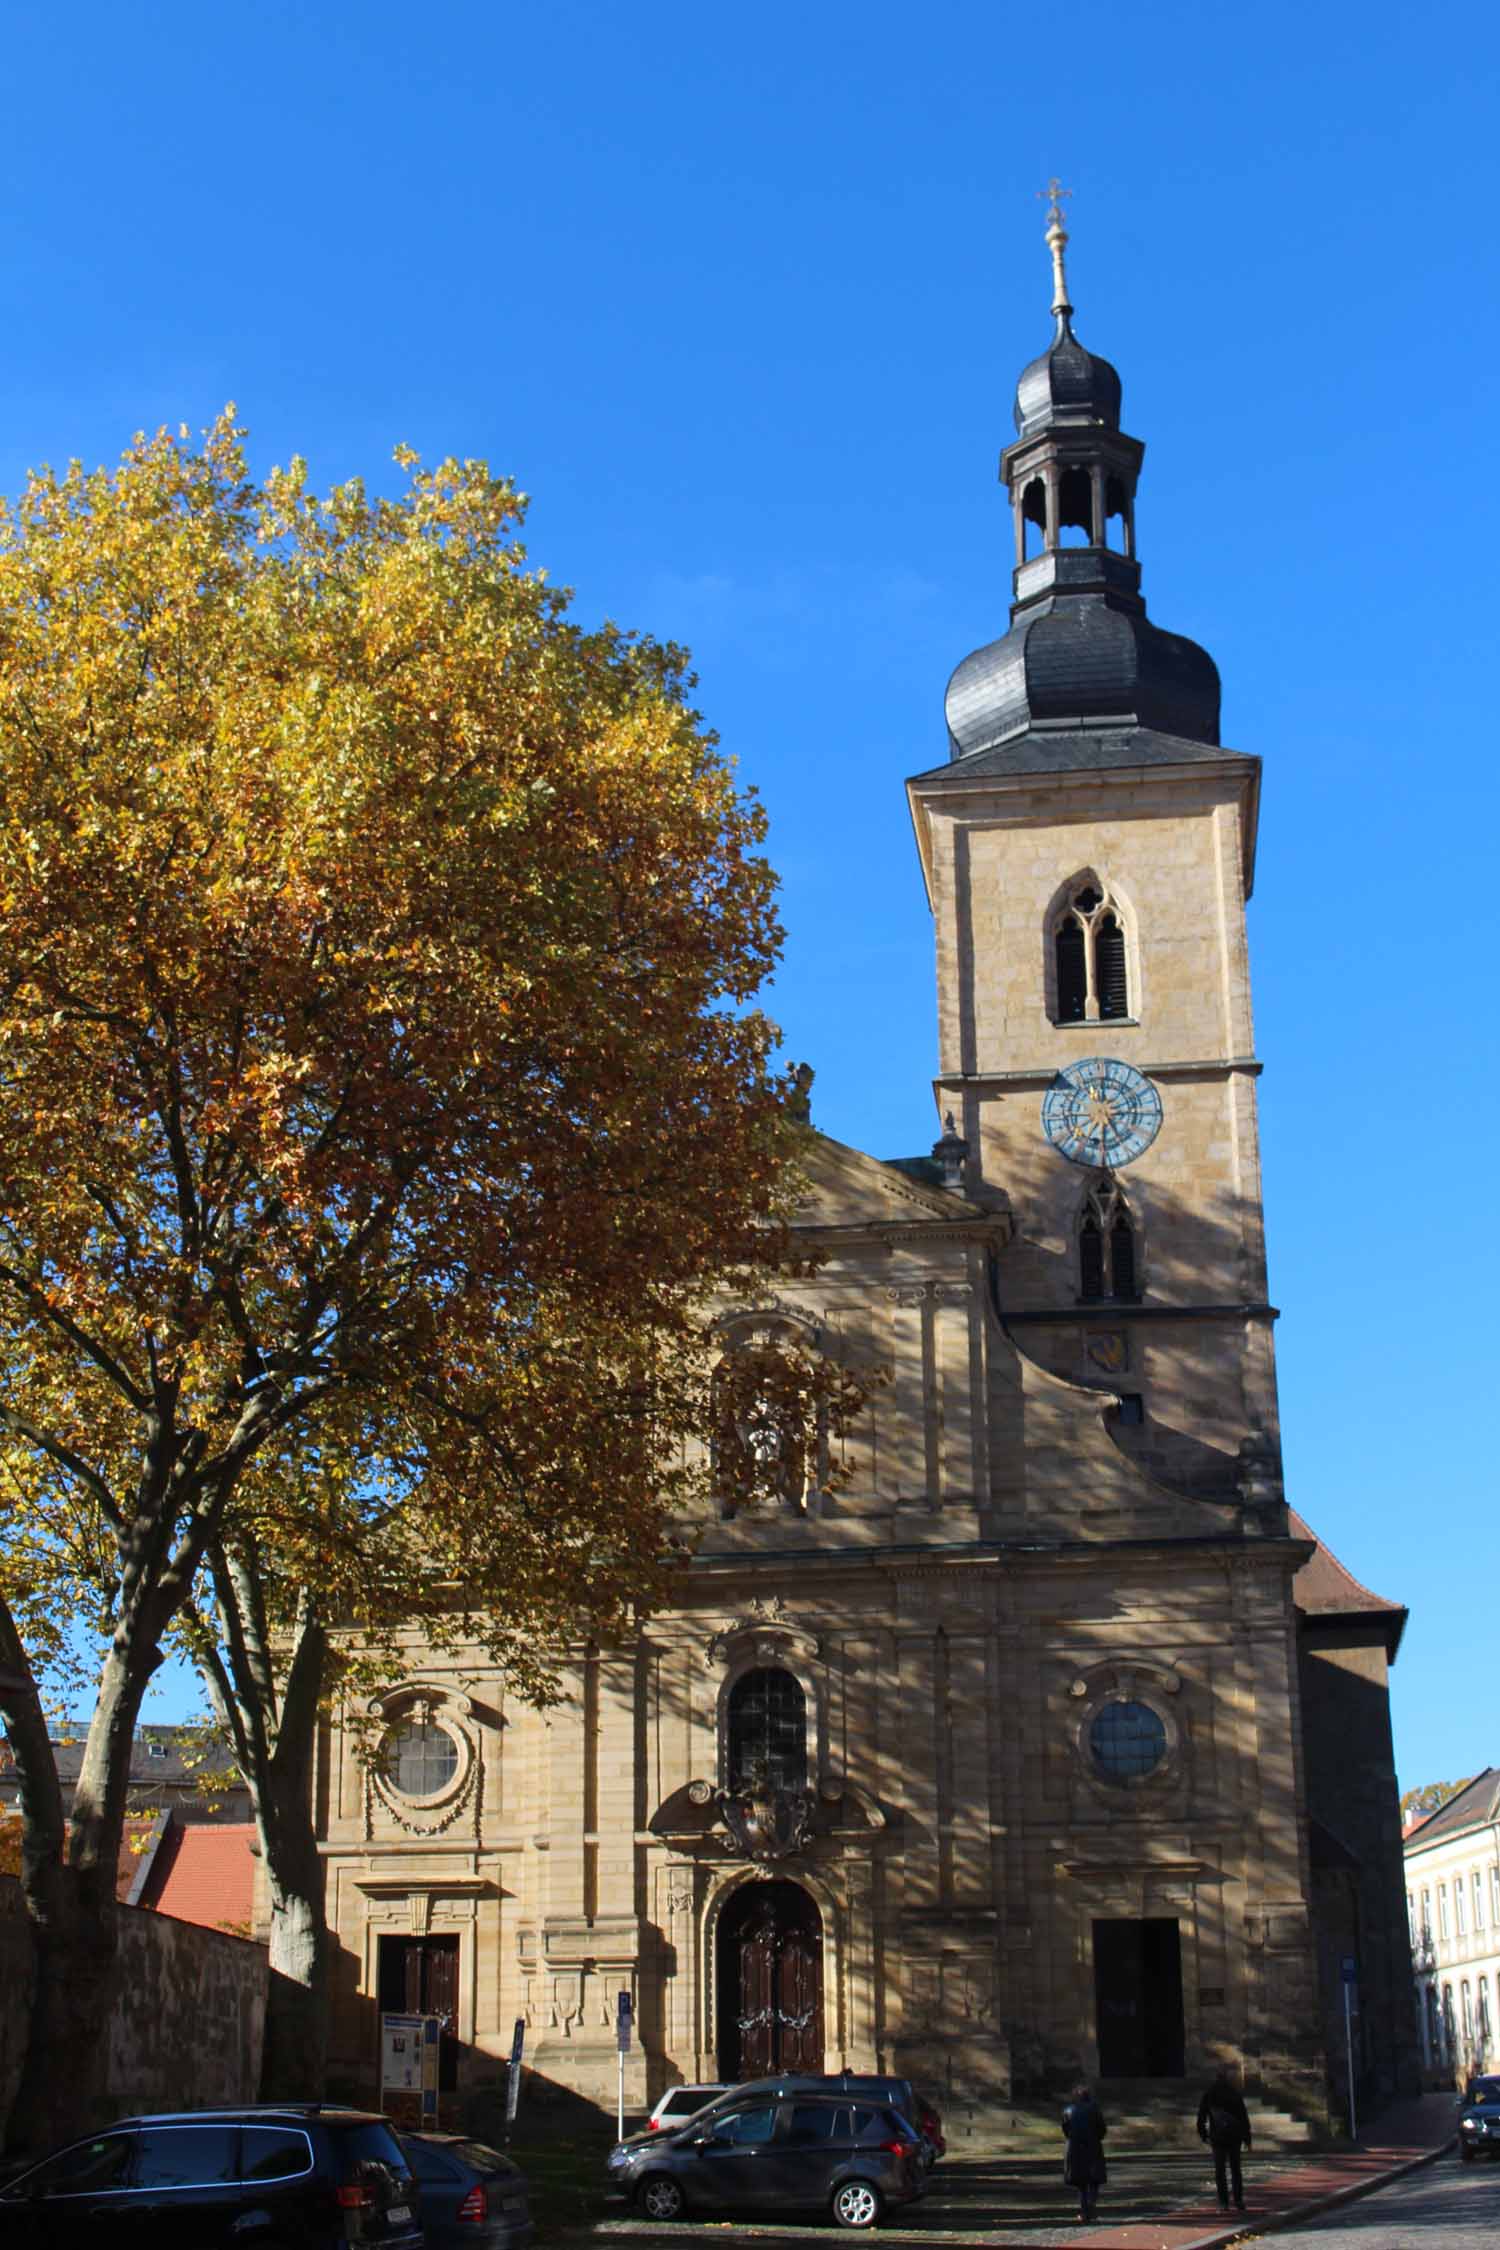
[617, 2042, 625, 2143]
[1344, 1982, 1357, 2141]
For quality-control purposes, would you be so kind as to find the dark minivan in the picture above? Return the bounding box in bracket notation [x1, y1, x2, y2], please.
[606, 2088, 925, 2229]
[0, 2105, 423, 2250]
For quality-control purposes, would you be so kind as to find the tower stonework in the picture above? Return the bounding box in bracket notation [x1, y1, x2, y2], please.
[311, 231, 1419, 2129]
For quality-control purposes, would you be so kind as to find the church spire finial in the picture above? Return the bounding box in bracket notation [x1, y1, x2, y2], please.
[1037, 177, 1073, 321]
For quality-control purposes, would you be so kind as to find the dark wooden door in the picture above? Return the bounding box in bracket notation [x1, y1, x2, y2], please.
[718, 1881, 823, 2079]
[378, 1933, 461, 2090]
[1093, 1917, 1185, 2078]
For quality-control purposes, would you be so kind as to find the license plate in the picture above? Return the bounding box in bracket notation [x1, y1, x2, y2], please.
[386, 2206, 412, 2227]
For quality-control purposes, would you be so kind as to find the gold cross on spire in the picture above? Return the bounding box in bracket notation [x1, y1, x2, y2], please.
[1037, 176, 1073, 318]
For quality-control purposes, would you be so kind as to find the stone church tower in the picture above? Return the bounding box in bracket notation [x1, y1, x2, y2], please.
[313, 210, 1418, 2124]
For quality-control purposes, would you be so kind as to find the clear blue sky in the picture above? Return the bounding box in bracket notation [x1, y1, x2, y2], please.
[6, 1, 1491, 1791]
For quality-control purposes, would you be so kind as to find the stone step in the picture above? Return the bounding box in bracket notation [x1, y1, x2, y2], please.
[939, 2100, 1315, 2151]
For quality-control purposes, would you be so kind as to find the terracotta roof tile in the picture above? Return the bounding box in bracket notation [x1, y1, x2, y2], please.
[138, 1819, 257, 1934]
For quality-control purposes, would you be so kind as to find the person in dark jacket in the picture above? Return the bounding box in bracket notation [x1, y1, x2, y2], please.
[1061, 2083, 1108, 2223]
[1196, 2070, 1252, 2210]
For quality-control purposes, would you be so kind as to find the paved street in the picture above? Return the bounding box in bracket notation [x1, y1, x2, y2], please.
[1248, 2149, 1500, 2244]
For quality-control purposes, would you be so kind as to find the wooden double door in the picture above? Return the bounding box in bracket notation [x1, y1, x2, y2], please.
[717, 1879, 824, 2079]
[378, 1932, 461, 2090]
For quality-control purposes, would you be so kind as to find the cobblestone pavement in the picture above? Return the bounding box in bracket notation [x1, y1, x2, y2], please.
[1243, 2147, 1500, 2243]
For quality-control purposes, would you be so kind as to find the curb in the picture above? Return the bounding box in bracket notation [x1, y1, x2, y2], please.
[1163, 2135, 1456, 2249]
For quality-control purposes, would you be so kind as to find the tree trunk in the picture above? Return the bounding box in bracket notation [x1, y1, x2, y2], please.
[5, 1638, 156, 2157]
[262, 1852, 331, 2099]
[192, 1573, 334, 2102]
[6, 1861, 119, 2156]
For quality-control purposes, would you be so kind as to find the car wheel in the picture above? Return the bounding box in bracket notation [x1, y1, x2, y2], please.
[832, 2179, 883, 2229]
[637, 2175, 687, 2222]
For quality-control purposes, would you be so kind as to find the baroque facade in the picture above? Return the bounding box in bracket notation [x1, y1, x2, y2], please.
[313, 215, 1419, 2122]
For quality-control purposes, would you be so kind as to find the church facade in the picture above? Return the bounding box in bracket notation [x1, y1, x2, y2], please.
[313, 216, 1419, 2125]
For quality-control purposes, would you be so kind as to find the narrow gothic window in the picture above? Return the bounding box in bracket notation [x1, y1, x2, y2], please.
[1096, 914, 1128, 1019]
[1055, 918, 1087, 1022]
[728, 1667, 807, 1792]
[1050, 880, 1132, 1023]
[1079, 1211, 1105, 1300]
[1079, 1182, 1140, 1301]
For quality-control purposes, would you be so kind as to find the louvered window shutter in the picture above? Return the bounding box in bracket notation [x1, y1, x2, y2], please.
[1096, 914, 1129, 1019]
[1110, 1210, 1137, 1300]
[1080, 1215, 1105, 1300]
[1056, 918, 1087, 1021]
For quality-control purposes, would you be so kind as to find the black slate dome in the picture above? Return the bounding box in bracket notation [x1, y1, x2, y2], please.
[945, 592, 1221, 758]
[1014, 313, 1122, 438]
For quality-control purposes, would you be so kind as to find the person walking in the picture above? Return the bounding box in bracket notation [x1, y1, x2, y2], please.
[1061, 2082, 1108, 2224]
[1196, 2069, 1252, 2211]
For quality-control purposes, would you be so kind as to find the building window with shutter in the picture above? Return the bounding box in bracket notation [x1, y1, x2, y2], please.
[1049, 878, 1135, 1025]
[1079, 1181, 1141, 1302]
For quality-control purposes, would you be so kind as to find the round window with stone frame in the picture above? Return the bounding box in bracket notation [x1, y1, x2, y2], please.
[381, 1710, 460, 1802]
[1089, 1697, 1167, 1783]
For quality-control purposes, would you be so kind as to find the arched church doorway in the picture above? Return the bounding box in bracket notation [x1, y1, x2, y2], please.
[716, 1879, 823, 2079]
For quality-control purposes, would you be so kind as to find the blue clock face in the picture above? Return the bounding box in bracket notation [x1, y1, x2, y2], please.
[1042, 1057, 1162, 1168]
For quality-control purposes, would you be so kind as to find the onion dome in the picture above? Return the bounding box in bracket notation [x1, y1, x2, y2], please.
[941, 185, 1221, 759]
[945, 585, 1221, 756]
[1014, 314, 1122, 439]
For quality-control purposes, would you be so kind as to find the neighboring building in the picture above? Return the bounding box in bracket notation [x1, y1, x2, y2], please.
[130, 1813, 259, 1936]
[0, 1724, 251, 1824]
[1404, 1771, 1500, 2083]
[310, 208, 1419, 2121]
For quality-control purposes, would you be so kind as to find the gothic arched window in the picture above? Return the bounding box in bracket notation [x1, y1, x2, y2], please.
[1050, 879, 1133, 1024]
[727, 1667, 807, 1792]
[1079, 1181, 1140, 1302]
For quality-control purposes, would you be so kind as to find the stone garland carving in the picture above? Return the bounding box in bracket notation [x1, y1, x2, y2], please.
[366, 1746, 481, 1838]
[363, 1688, 482, 1840]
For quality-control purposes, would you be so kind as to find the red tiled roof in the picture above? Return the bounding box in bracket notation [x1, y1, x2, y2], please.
[138, 1819, 257, 1934]
[1288, 1508, 1407, 1658]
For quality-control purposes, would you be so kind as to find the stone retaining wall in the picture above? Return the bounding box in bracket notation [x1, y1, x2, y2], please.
[1, 1874, 266, 2141]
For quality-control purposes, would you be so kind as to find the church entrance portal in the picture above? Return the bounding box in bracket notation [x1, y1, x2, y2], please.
[1093, 1917, 1185, 2077]
[717, 1880, 823, 2079]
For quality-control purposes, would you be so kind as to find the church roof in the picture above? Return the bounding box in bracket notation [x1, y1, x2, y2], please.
[1289, 1507, 1407, 1658]
[789, 1129, 1005, 1237]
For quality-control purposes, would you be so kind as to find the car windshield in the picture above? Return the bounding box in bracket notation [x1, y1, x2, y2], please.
[1468, 2077, 1500, 2105]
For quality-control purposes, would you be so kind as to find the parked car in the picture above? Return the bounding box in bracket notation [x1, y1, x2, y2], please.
[606, 2087, 925, 2229]
[0, 2104, 423, 2249]
[818, 2074, 944, 2164]
[398, 2133, 533, 2248]
[668, 2073, 943, 2167]
[645, 2084, 731, 2133]
[1459, 2075, 1500, 2162]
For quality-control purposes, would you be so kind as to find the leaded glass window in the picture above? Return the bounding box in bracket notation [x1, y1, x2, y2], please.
[728, 1667, 807, 1792]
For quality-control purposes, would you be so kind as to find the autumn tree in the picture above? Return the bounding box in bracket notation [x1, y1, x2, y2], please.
[0, 416, 804, 2150]
[1401, 1778, 1471, 1822]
